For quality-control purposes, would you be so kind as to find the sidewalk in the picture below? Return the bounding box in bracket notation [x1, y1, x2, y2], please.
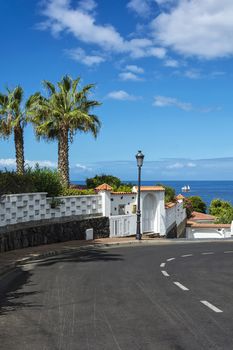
[0, 236, 168, 278]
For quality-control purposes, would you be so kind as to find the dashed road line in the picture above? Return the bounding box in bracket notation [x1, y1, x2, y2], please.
[167, 258, 175, 262]
[160, 262, 166, 268]
[161, 270, 169, 277]
[201, 252, 214, 255]
[173, 282, 189, 291]
[224, 251, 233, 254]
[200, 300, 223, 313]
[181, 254, 193, 258]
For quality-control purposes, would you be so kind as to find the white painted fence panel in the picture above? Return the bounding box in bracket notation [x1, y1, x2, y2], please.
[110, 214, 136, 237]
[0, 193, 102, 227]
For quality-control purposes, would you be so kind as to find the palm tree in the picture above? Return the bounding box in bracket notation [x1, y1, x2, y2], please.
[28, 76, 101, 187]
[0, 86, 30, 175]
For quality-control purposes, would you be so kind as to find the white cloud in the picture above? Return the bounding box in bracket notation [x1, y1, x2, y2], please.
[66, 47, 105, 66]
[127, 0, 151, 18]
[107, 90, 140, 101]
[0, 159, 57, 168]
[164, 58, 179, 67]
[75, 163, 92, 171]
[167, 162, 184, 169]
[152, 0, 233, 59]
[119, 72, 143, 81]
[125, 65, 144, 74]
[187, 162, 197, 168]
[167, 161, 197, 169]
[153, 95, 192, 111]
[184, 69, 202, 79]
[39, 0, 166, 61]
[78, 0, 97, 13]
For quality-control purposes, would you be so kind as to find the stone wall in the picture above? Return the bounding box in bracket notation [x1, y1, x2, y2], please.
[0, 216, 109, 253]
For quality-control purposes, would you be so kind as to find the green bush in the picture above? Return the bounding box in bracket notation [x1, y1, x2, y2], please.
[30, 166, 63, 197]
[156, 183, 175, 203]
[209, 199, 233, 224]
[62, 188, 96, 196]
[0, 166, 63, 197]
[86, 174, 121, 189]
[114, 184, 132, 193]
[188, 196, 207, 213]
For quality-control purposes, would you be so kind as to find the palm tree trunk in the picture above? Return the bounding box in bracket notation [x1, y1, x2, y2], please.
[58, 127, 69, 187]
[14, 125, 25, 175]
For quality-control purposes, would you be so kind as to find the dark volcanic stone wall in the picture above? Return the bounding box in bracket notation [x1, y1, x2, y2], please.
[0, 216, 110, 252]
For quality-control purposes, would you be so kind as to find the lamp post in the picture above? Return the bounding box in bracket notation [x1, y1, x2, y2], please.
[135, 150, 144, 240]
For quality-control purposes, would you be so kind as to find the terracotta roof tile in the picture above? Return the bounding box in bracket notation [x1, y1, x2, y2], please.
[95, 183, 113, 191]
[187, 221, 230, 228]
[165, 202, 176, 208]
[111, 192, 136, 195]
[134, 186, 165, 192]
[190, 211, 215, 222]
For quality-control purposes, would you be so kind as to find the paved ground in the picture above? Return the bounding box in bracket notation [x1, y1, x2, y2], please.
[1, 241, 233, 349]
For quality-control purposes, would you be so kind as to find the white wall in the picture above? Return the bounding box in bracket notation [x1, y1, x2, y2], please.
[186, 226, 232, 239]
[109, 214, 136, 237]
[110, 193, 136, 216]
[0, 193, 102, 227]
[165, 201, 186, 232]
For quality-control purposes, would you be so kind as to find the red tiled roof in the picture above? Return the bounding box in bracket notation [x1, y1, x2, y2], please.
[165, 202, 176, 208]
[95, 183, 113, 191]
[111, 192, 136, 195]
[187, 221, 230, 228]
[176, 194, 186, 200]
[134, 186, 165, 192]
[190, 211, 215, 222]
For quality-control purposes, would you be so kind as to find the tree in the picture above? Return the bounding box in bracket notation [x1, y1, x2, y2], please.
[188, 196, 207, 213]
[209, 199, 233, 224]
[156, 183, 176, 203]
[0, 86, 31, 174]
[28, 76, 101, 187]
[86, 174, 121, 189]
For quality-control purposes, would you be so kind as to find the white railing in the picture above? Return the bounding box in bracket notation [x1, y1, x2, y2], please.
[0, 193, 102, 227]
[110, 214, 136, 237]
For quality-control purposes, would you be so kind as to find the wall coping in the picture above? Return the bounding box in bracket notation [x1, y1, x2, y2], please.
[187, 221, 231, 228]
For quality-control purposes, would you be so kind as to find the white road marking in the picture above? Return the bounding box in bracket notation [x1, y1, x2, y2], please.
[160, 262, 166, 268]
[201, 252, 214, 255]
[173, 282, 189, 291]
[181, 254, 193, 258]
[200, 301, 223, 313]
[167, 258, 175, 262]
[161, 270, 169, 277]
[224, 251, 233, 254]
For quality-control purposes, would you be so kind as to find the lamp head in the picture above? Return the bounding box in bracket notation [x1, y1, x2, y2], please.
[136, 150, 144, 167]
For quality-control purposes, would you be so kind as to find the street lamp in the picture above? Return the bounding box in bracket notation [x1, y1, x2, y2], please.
[135, 150, 144, 240]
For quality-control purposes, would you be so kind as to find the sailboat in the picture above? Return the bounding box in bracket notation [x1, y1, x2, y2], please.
[182, 185, 190, 192]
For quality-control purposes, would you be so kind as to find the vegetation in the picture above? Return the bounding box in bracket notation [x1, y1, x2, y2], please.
[188, 196, 207, 213]
[61, 187, 95, 196]
[209, 199, 233, 224]
[0, 86, 33, 174]
[0, 167, 63, 197]
[28, 75, 101, 187]
[86, 174, 121, 190]
[183, 199, 194, 219]
[156, 183, 176, 203]
[86, 174, 132, 192]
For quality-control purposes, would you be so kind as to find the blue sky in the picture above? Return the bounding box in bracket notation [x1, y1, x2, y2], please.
[1, 0, 233, 180]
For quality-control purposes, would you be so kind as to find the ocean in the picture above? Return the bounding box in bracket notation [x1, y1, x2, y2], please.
[72, 180, 233, 207]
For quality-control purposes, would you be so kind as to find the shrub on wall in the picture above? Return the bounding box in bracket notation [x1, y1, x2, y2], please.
[86, 174, 121, 189]
[209, 199, 233, 224]
[0, 166, 63, 197]
[30, 166, 63, 197]
[188, 196, 207, 213]
[61, 188, 96, 196]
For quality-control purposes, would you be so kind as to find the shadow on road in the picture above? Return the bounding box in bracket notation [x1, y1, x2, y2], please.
[0, 268, 41, 316]
[37, 247, 124, 267]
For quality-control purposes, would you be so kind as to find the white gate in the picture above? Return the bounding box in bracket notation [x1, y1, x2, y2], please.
[142, 194, 156, 233]
[110, 215, 136, 237]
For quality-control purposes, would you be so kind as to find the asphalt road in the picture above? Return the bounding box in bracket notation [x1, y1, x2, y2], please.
[1, 241, 233, 350]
